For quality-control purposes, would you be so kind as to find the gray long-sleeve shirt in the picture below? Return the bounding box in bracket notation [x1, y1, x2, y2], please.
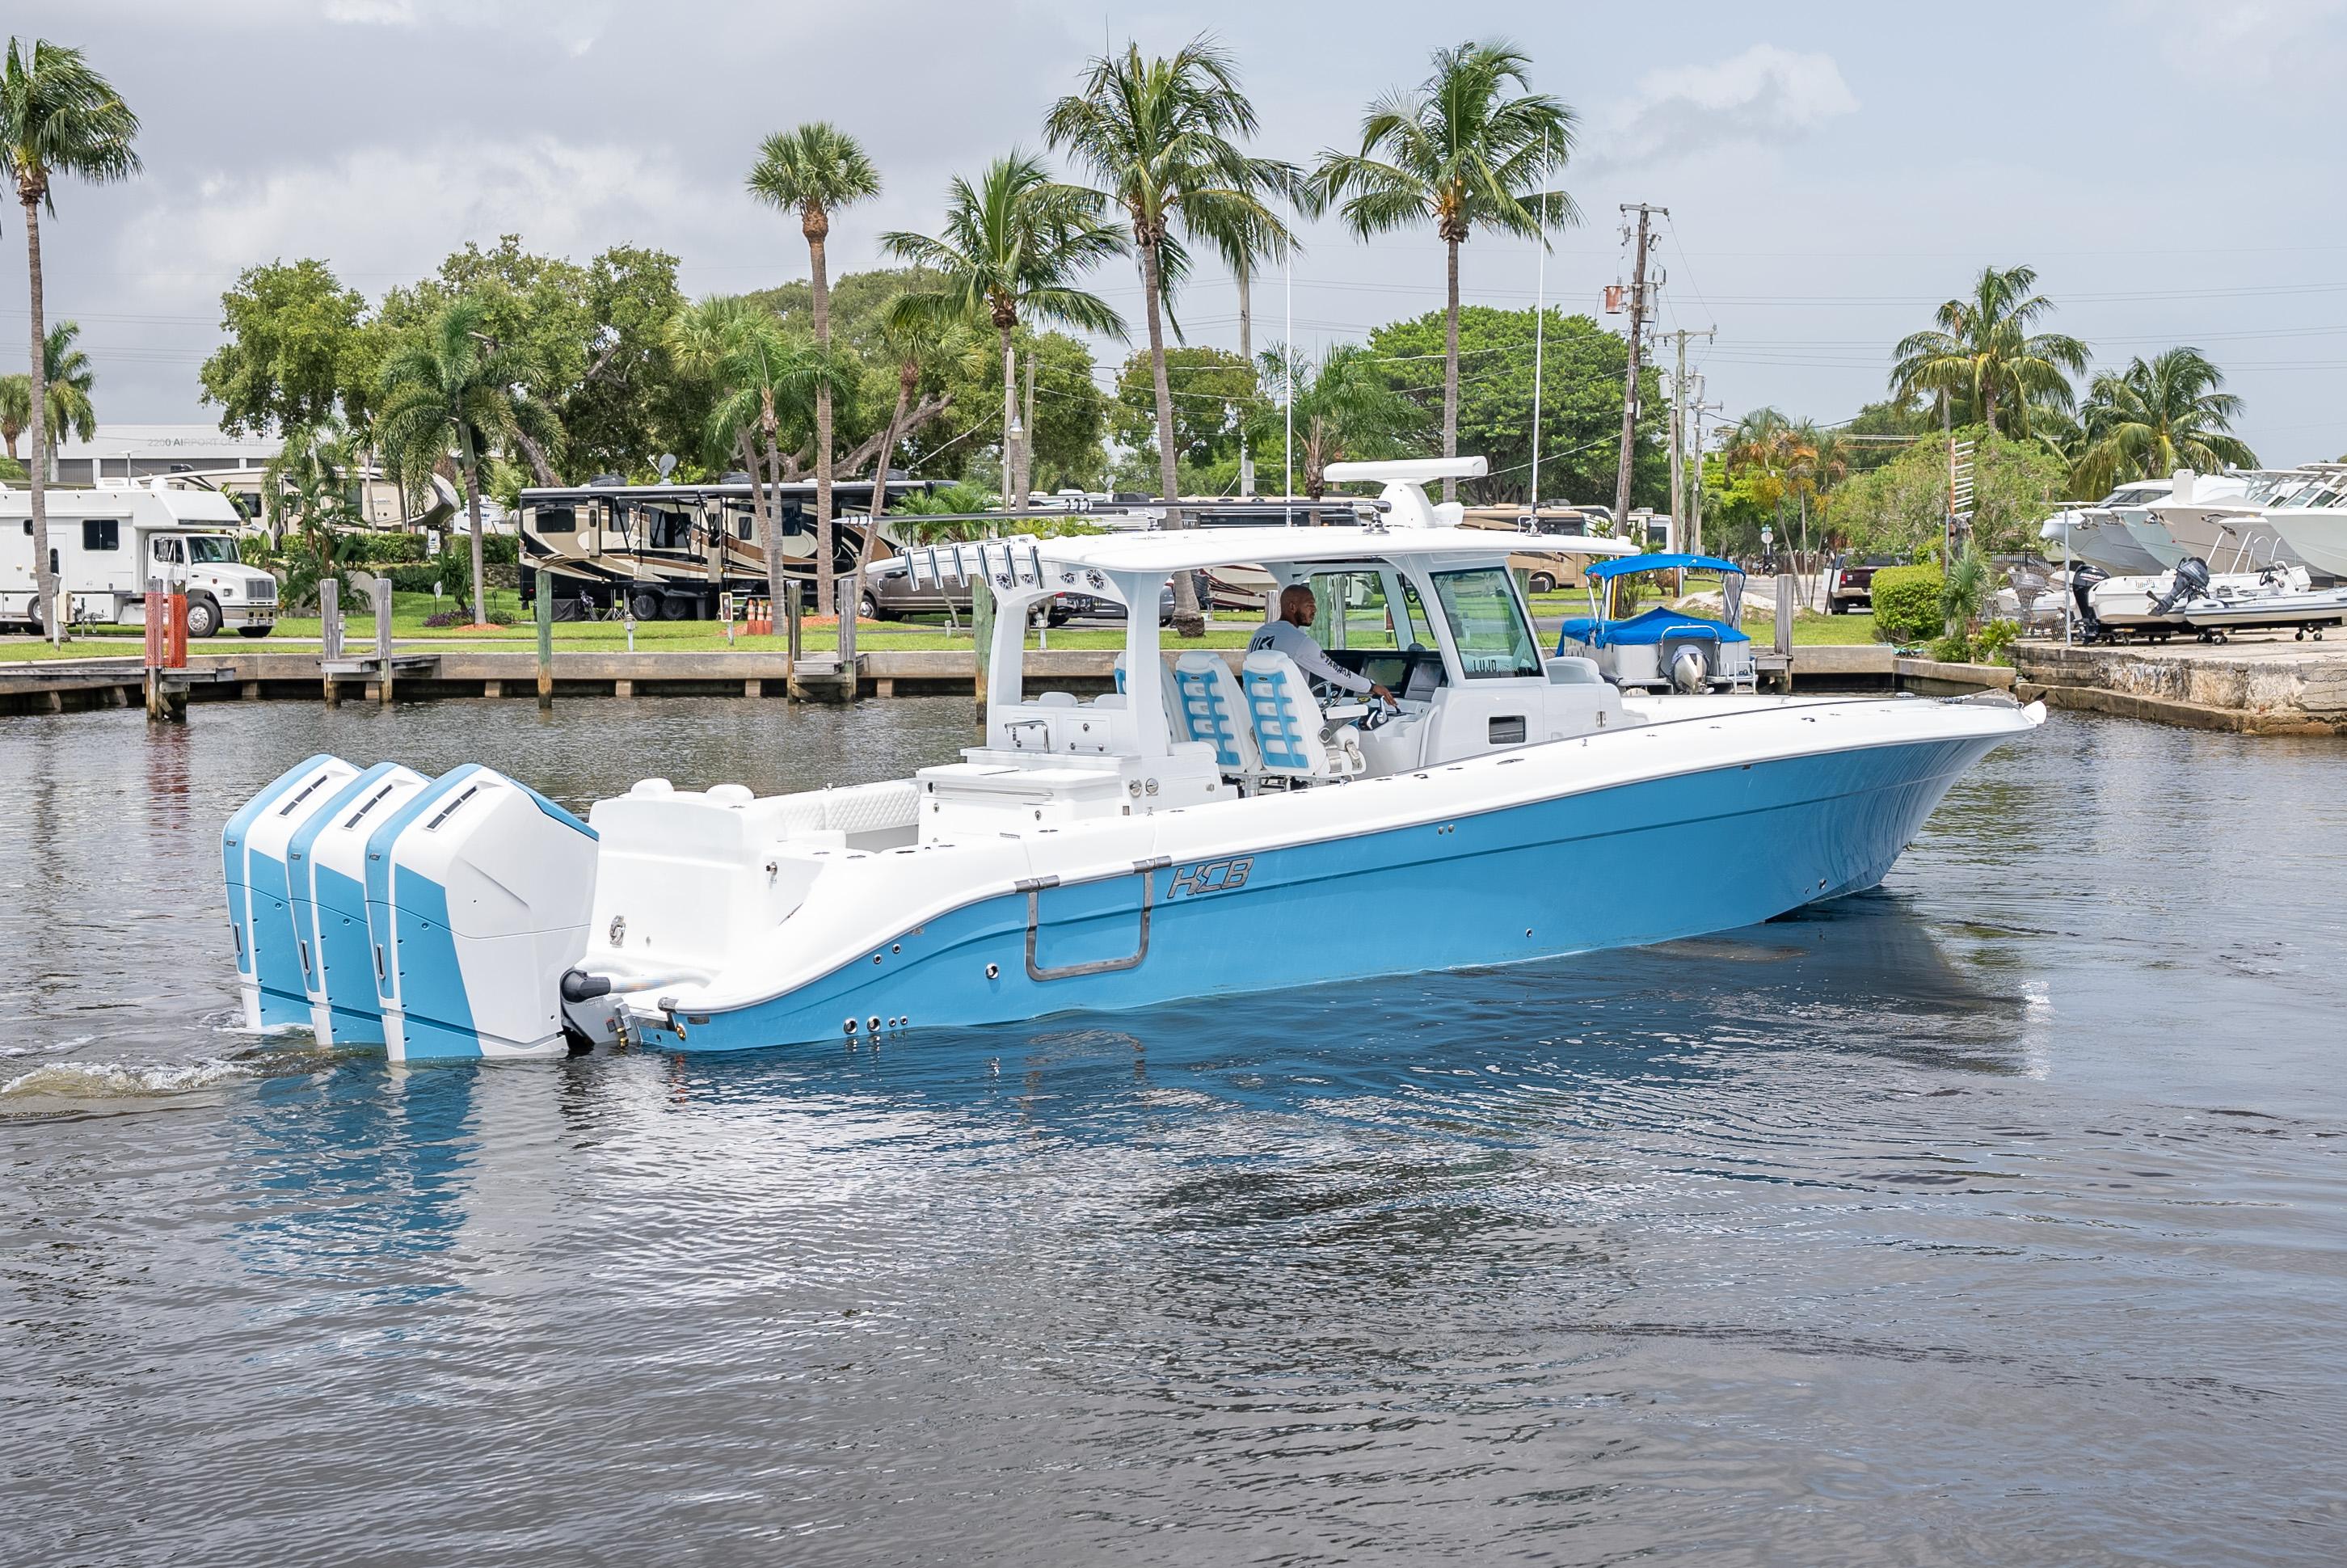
[1246, 618, 1373, 695]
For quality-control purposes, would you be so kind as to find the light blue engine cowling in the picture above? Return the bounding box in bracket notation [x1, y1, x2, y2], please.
[360, 764, 600, 1061]
[222, 754, 361, 1032]
[225, 757, 599, 1060]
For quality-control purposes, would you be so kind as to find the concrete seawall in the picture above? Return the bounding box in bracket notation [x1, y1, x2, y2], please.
[2012, 639, 2347, 736]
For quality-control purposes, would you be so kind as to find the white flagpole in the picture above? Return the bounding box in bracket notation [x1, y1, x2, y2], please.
[1284, 169, 1296, 526]
[1529, 130, 1549, 513]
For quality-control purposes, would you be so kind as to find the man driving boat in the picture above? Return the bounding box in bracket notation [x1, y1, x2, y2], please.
[1249, 584, 1396, 703]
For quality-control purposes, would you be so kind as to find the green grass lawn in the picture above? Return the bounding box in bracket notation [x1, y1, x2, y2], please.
[5, 585, 1881, 663]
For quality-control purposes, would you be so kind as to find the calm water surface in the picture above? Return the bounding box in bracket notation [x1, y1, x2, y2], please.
[2, 698, 2342, 1566]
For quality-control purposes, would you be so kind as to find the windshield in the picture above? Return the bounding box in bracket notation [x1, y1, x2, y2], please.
[185, 535, 241, 564]
[1431, 567, 1542, 679]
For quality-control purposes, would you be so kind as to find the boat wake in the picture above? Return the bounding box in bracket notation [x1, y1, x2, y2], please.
[2, 1056, 255, 1107]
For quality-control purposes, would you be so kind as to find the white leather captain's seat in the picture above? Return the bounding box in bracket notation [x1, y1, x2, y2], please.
[1241, 651, 1363, 782]
[1171, 652, 1261, 776]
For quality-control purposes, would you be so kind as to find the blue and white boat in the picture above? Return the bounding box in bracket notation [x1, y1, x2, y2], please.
[1554, 552, 1757, 693]
[220, 457, 2042, 1061]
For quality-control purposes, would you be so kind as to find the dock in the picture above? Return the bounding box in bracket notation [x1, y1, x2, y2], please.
[2012, 636, 2347, 736]
[0, 640, 2019, 716]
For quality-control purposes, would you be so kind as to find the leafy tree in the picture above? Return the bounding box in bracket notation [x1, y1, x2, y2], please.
[2, 36, 141, 642]
[883, 151, 1126, 505]
[200, 259, 368, 436]
[1835, 394, 1931, 474]
[375, 297, 531, 620]
[1112, 344, 1259, 470]
[1046, 35, 1289, 633]
[1363, 306, 1658, 506]
[1825, 426, 2068, 558]
[378, 236, 685, 483]
[1254, 343, 1420, 498]
[2071, 346, 2256, 495]
[1313, 40, 1575, 499]
[1892, 263, 2088, 440]
[748, 123, 882, 618]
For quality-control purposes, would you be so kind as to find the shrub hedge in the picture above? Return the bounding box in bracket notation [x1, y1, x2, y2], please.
[1870, 564, 1945, 645]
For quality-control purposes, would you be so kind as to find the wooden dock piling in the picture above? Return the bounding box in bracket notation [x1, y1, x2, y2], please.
[534, 581, 554, 710]
[369, 576, 394, 706]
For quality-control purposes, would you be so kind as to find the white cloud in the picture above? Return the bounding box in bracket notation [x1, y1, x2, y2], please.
[2120, 0, 2347, 75]
[117, 138, 730, 305]
[1590, 44, 1859, 171]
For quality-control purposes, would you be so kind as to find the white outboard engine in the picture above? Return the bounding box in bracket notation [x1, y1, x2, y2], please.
[287, 761, 433, 1046]
[361, 764, 600, 1061]
[1669, 645, 1709, 693]
[223, 754, 363, 1031]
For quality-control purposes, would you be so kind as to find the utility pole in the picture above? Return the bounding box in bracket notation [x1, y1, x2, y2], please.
[1612, 204, 1665, 533]
[1688, 382, 1722, 557]
[1657, 327, 1713, 553]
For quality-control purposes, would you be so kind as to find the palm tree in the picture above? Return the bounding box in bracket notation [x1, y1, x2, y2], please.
[747, 123, 881, 620]
[262, 418, 362, 607]
[855, 308, 962, 590]
[31, 318, 93, 473]
[1313, 40, 1575, 501]
[2071, 347, 2256, 496]
[1210, 183, 1297, 497]
[705, 314, 824, 629]
[1046, 36, 1290, 633]
[375, 297, 526, 622]
[2, 38, 140, 642]
[0, 372, 26, 462]
[882, 151, 1125, 517]
[1258, 343, 1421, 499]
[670, 295, 845, 628]
[1891, 264, 2088, 440]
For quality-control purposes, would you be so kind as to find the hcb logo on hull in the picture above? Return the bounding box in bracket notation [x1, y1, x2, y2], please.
[1168, 857, 1254, 899]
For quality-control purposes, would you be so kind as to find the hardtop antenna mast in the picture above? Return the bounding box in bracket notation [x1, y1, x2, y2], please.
[1529, 129, 1549, 515]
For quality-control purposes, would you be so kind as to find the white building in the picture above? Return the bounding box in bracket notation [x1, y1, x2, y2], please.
[51, 424, 282, 485]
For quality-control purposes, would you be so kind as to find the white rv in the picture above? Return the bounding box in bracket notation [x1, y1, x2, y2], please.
[1, 478, 279, 638]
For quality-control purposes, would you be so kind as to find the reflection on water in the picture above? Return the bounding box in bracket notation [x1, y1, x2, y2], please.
[2, 699, 2344, 1565]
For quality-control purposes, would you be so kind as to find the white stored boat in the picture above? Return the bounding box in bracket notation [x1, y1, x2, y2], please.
[2258, 465, 2347, 580]
[219, 456, 2044, 1061]
[2138, 470, 2307, 571]
[2080, 561, 2313, 640]
[2041, 482, 2176, 576]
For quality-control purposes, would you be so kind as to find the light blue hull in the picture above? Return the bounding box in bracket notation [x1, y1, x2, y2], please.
[658, 734, 1996, 1055]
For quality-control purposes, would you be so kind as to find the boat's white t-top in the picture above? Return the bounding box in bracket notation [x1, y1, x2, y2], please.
[919, 461, 1642, 828]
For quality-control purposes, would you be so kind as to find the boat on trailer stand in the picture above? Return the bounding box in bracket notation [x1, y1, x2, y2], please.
[220, 456, 2045, 1061]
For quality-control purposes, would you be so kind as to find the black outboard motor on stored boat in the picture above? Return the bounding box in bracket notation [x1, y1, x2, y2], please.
[2069, 562, 2109, 640]
[2151, 556, 2212, 616]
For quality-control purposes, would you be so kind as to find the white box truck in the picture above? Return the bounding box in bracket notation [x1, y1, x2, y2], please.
[1, 477, 279, 638]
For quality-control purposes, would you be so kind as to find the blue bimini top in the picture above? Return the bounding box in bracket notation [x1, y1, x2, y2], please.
[1584, 552, 1744, 581]
[1558, 605, 1753, 651]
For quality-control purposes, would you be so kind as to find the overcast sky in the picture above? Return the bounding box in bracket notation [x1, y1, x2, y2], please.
[8, 0, 2346, 470]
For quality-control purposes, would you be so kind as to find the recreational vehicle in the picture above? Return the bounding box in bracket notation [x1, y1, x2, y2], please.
[1, 478, 278, 638]
[518, 476, 931, 620]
